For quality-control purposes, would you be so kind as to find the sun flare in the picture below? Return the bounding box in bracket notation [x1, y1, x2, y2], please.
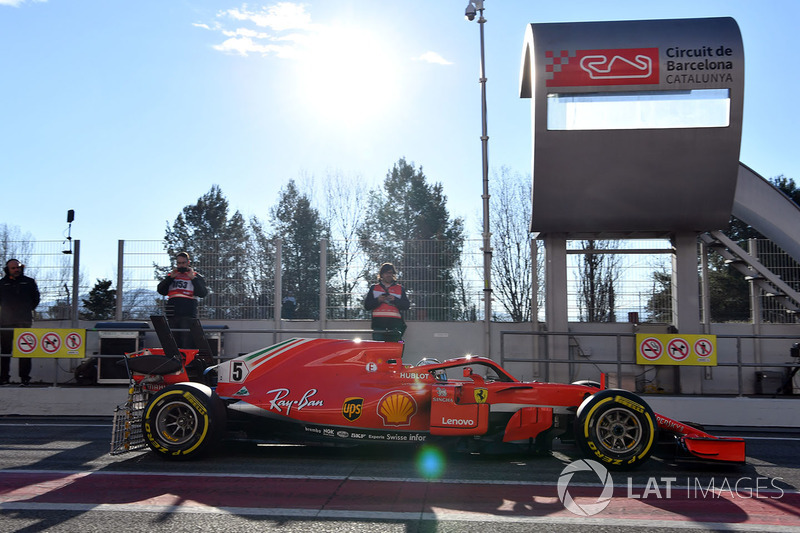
[296, 24, 400, 124]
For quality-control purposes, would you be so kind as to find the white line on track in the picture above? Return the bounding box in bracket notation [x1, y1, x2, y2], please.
[2, 501, 800, 532]
[2, 421, 800, 441]
[2, 469, 797, 495]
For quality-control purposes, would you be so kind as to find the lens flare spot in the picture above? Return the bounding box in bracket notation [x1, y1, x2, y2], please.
[416, 445, 446, 479]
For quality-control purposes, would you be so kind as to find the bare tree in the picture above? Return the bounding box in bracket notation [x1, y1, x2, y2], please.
[324, 170, 370, 318]
[490, 167, 537, 322]
[577, 240, 620, 322]
[0, 224, 34, 264]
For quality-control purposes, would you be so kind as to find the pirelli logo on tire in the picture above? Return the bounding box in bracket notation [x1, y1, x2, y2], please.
[613, 395, 644, 413]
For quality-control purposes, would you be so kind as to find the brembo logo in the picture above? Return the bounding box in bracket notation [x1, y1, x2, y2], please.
[545, 47, 659, 87]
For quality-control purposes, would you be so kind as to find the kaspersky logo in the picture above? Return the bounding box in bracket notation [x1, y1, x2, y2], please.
[342, 397, 363, 422]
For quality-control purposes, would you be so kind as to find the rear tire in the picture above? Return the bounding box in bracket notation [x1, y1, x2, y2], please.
[142, 383, 225, 460]
[574, 389, 657, 470]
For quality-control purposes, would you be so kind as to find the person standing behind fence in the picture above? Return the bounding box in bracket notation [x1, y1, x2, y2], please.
[364, 263, 410, 341]
[157, 252, 207, 347]
[0, 259, 40, 386]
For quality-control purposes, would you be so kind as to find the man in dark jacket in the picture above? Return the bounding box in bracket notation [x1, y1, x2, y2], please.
[0, 259, 40, 385]
[156, 252, 208, 348]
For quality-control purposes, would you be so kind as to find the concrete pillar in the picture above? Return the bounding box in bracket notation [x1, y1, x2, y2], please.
[671, 232, 702, 393]
[543, 233, 569, 382]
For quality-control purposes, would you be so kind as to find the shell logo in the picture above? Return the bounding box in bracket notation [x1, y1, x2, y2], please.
[377, 391, 417, 427]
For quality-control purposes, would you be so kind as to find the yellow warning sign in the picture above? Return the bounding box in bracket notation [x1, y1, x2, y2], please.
[636, 334, 716, 366]
[12, 328, 86, 358]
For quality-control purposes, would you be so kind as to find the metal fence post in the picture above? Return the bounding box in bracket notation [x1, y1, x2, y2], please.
[274, 238, 282, 344]
[320, 238, 327, 331]
[71, 240, 80, 328]
[115, 240, 124, 321]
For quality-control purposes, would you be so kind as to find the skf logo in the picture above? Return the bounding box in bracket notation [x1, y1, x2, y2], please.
[545, 47, 659, 87]
[342, 397, 364, 421]
[377, 391, 417, 427]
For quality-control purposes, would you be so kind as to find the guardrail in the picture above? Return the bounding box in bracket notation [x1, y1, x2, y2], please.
[499, 330, 800, 397]
[2, 326, 798, 396]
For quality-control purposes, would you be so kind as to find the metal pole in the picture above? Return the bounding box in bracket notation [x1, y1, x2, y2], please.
[71, 240, 80, 328]
[319, 238, 327, 333]
[115, 240, 124, 321]
[478, 6, 492, 358]
[274, 238, 282, 345]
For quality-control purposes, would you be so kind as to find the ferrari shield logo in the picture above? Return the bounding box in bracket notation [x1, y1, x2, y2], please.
[342, 397, 364, 421]
[474, 388, 488, 404]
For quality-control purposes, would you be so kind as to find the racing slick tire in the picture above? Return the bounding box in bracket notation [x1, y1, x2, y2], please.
[142, 383, 226, 460]
[574, 389, 658, 470]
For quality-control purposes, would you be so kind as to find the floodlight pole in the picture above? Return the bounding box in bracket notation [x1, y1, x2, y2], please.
[466, 1, 492, 357]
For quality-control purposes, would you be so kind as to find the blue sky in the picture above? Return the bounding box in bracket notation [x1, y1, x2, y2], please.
[1, 0, 798, 282]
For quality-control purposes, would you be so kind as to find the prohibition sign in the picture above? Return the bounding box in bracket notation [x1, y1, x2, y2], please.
[667, 338, 690, 361]
[639, 337, 663, 361]
[16, 332, 37, 354]
[41, 332, 62, 354]
[694, 338, 714, 358]
[65, 332, 83, 351]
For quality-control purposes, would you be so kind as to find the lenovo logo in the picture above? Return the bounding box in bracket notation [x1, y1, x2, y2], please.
[441, 417, 475, 426]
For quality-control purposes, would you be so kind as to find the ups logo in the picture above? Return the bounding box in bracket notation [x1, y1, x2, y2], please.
[342, 397, 364, 421]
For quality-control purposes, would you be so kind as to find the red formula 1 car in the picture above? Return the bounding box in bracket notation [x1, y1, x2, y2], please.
[111, 320, 745, 470]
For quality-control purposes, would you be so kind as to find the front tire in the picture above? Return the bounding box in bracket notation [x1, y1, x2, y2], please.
[574, 389, 657, 470]
[142, 383, 225, 460]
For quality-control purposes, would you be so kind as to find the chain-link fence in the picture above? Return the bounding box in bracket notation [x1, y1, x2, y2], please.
[325, 238, 486, 322]
[566, 239, 674, 323]
[1, 241, 89, 320]
[6, 236, 800, 324]
[118, 239, 275, 321]
[748, 238, 800, 323]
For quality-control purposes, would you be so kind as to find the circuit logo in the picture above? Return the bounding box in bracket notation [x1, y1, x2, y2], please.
[545, 47, 659, 87]
[557, 459, 614, 516]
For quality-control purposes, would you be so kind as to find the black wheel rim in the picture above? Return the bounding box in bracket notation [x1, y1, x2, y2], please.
[155, 400, 199, 446]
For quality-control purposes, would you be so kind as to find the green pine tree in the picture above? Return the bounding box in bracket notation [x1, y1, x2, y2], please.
[80, 279, 116, 320]
[162, 185, 251, 319]
[269, 180, 333, 319]
[358, 158, 465, 321]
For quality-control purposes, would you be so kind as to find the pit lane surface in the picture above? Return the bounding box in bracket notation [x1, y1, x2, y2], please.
[1, 417, 798, 532]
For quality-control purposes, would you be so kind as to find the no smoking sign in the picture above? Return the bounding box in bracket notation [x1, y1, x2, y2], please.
[15, 332, 38, 354]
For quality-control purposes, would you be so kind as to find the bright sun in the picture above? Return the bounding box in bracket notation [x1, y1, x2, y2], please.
[296, 24, 400, 125]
